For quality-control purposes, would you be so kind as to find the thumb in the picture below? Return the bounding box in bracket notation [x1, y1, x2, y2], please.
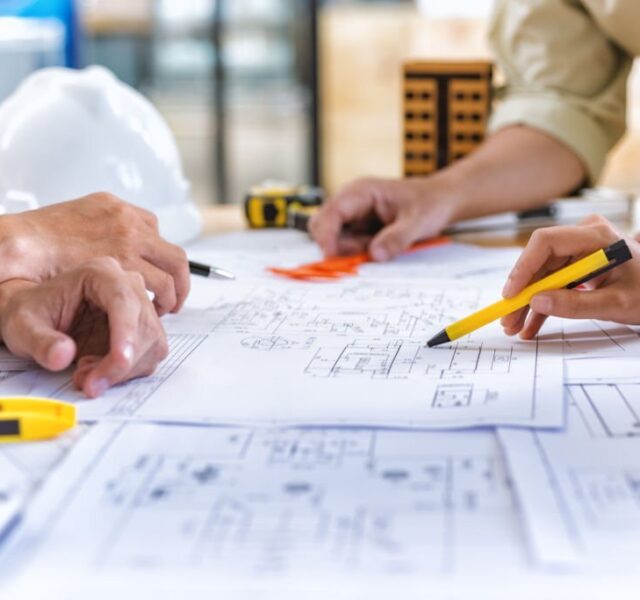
[530, 289, 621, 321]
[5, 318, 76, 371]
[369, 215, 423, 262]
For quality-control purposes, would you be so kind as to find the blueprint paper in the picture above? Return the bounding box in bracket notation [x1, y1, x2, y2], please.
[187, 230, 522, 282]
[0, 346, 32, 379]
[4, 234, 634, 430]
[565, 357, 640, 384]
[358, 243, 522, 281]
[0, 333, 209, 422]
[0, 348, 86, 538]
[566, 383, 640, 438]
[0, 279, 564, 429]
[0, 427, 86, 538]
[0, 422, 533, 593]
[7, 423, 640, 600]
[499, 382, 640, 569]
[3, 229, 640, 428]
[539, 319, 640, 358]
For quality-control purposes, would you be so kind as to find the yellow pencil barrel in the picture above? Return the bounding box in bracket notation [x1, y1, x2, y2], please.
[444, 248, 609, 342]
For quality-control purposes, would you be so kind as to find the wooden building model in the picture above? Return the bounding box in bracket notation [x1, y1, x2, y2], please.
[403, 61, 493, 177]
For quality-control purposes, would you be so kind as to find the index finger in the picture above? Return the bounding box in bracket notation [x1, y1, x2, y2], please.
[79, 264, 147, 396]
[142, 239, 190, 312]
[310, 193, 376, 257]
[502, 224, 619, 298]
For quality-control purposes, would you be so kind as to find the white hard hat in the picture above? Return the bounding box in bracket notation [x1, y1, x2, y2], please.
[0, 65, 202, 244]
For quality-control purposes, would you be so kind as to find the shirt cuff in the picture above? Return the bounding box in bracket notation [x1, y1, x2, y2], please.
[488, 95, 614, 185]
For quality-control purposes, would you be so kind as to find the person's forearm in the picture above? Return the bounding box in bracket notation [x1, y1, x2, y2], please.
[425, 126, 587, 222]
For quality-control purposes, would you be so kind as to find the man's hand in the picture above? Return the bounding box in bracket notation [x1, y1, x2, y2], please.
[0, 193, 190, 315]
[309, 127, 586, 261]
[309, 177, 460, 261]
[501, 215, 640, 339]
[0, 258, 169, 398]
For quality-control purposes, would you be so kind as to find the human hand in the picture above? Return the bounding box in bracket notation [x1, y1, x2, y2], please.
[0, 193, 189, 315]
[501, 215, 640, 339]
[309, 176, 460, 261]
[0, 257, 168, 398]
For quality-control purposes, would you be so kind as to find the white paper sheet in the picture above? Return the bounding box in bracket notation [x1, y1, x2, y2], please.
[565, 358, 640, 384]
[499, 382, 640, 570]
[0, 422, 532, 594]
[0, 427, 86, 540]
[188, 230, 523, 282]
[0, 333, 208, 421]
[0, 278, 565, 429]
[0, 346, 32, 378]
[5, 235, 635, 431]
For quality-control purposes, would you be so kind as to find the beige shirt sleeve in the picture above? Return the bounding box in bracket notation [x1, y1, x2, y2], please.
[488, 0, 633, 184]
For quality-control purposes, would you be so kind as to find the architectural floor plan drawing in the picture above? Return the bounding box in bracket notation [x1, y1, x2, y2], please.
[5, 234, 640, 598]
[135, 279, 565, 429]
[0, 279, 565, 429]
[2, 235, 639, 429]
[305, 338, 516, 381]
[0, 334, 207, 421]
[1, 423, 534, 595]
[566, 384, 640, 439]
[499, 386, 640, 570]
[0, 427, 86, 538]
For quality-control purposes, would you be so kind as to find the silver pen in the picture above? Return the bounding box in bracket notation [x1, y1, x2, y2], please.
[189, 260, 236, 280]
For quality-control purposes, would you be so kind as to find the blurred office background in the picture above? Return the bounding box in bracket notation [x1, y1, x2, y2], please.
[0, 0, 639, 206]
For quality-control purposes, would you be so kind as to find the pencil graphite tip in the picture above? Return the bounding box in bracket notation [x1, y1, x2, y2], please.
[427, 330, 451, 348]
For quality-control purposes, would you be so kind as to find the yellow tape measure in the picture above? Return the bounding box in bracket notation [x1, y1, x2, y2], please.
[0, 397, 77, 443]
[244, 182, 324, 229]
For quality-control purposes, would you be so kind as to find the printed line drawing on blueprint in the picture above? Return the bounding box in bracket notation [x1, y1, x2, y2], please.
[136, 329, 561, 428]
[1, 423, 531, 589]
[0, 334, 206, 422]
[0, 426, 87, 537]
[0, 280, 563, 429]
[304, 339, 522, 409]
[0, 346, 33, 385]
[567, 384, 640, 439]
[183, 280, 640, 357]
[541, 319, 640, 357]
[305, 339, 515, 380]
[499, 422, 640, 571]
[562, 358, 640, 439]
[240, 335, 317, 352]
[209, 283, 483, 339]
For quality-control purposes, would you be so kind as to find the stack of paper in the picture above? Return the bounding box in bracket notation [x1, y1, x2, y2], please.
[1, 230, 640, 598]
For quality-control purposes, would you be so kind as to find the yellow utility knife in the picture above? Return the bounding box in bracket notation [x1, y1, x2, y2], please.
[0, 397, 76, 443]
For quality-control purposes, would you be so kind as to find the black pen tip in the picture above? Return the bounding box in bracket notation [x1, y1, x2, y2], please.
[427, 330, 451, 348]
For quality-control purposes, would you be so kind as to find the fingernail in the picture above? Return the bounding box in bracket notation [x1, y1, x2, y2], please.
[370, 245, 388, 262]
[121, 343, 134, 366]
[531, 295, 552, 314]
[91, 378, 110, 397]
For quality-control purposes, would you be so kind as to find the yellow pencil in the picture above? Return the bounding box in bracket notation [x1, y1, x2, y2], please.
[427, 239, 632, 348]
